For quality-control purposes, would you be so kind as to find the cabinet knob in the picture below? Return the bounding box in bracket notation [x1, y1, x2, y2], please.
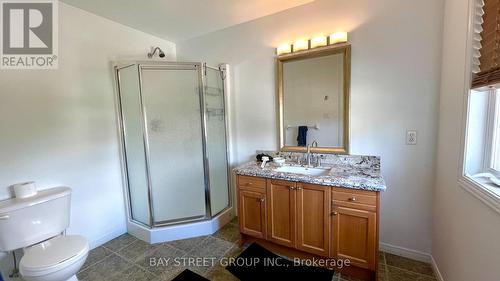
[297, 187, 302, 190]
[331, 212, 338, 216]
[289, 186, 296, 190]
[246, 182, 253, 186]
[260, 198, 265, 202]
[349, 197, 357, 202]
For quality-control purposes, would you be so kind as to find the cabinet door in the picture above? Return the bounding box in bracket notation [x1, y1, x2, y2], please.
[331, 205, 376, 269]
[296, 183, 331, 256]
[266, 179, 296, 248]
[238, 190, 266, 239]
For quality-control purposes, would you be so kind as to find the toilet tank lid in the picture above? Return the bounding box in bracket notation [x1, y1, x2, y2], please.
[0, 186, 71, 214]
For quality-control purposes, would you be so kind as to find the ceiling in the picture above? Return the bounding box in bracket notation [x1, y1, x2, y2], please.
[60, 0, 314, 42]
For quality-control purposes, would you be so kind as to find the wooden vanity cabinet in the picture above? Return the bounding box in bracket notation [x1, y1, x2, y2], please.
[237, 176, 267, 239]
[296, 182, 331, 256]
[265, 179, 332, 255]
[266, 179, 296, 248]
[331, 188, 378, 270]
[237, 175, 380, 281]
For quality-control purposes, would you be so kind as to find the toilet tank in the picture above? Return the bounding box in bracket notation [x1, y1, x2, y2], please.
[0, 187, 71, 251]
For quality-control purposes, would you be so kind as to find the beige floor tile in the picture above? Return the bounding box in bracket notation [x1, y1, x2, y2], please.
[378, 262, 388, 281]
[186, 236, 234, 259]
[385, 253, 434, 276]
[229, 216, 239, 226]
[154, 266, 186, 281]
[387, 265, 437, 281]
[165, 235, 208, 252]
[84, 231, 440, 281]
[77, 253, 134, 281]
[102, 233, 138, 252]
[206, 266, 239, 281]
[223, 244, 248, 259]
[81, 246, 113, 271]
[117, 240, 158, 263]
[137, 244, 186, 276]
[212, 222, 241, 243]
[108, 264, 156, 281]
[379, 251, 386, 264]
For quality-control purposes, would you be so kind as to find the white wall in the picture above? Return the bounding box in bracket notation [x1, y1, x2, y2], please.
[0, 3, 175, 248]
[177, 0, 443, 254]
[433, 0, 500, 280]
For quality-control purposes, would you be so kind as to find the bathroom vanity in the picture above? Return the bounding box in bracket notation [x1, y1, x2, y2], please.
[234, 156, 386, 281]
[234, 39, 386, 280]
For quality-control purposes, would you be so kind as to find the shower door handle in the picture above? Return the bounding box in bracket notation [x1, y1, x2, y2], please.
[0, 214, 9, 220]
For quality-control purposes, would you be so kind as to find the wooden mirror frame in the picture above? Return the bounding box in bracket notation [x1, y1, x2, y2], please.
[277, 42, 351, 154]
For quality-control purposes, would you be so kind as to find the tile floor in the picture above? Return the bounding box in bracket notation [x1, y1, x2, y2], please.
[78, 219, 438, 281]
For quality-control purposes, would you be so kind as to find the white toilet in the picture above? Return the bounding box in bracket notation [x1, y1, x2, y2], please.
[0, 187, 89, 281]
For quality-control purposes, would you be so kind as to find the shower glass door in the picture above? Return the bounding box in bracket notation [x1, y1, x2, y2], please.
[117, 65, 151, 226]
[116, 62, 230, 228]
[205, 66, 230, 215]
[140, 64, 207, 224]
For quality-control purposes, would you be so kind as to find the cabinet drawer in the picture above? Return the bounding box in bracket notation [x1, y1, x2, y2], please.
[238, 175, 266, 189]
[332, 190, 376, 206]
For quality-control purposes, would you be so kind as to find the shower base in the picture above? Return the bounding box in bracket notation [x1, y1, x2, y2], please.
[127, 207, 234, 244]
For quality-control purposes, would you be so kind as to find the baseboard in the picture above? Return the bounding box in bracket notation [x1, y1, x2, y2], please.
[379, 242, 431, 263]
[430, 255, 444, 281]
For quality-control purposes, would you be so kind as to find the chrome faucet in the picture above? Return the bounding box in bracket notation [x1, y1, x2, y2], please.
[306, 141, 318, 167]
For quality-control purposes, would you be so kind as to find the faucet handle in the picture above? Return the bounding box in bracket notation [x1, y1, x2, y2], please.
[315, 155, 322, 167]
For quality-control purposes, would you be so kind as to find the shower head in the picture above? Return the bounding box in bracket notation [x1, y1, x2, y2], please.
[147, 47, 165, 59]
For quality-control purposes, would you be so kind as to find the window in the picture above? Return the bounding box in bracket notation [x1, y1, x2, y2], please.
[491, 92, 500, 173]
[463, 89, 500, 201]
[460, 0, 500, 212]
[468, 89, 500, 178]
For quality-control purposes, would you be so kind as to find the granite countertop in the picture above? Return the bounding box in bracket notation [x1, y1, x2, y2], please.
[234, 161, 387, 192]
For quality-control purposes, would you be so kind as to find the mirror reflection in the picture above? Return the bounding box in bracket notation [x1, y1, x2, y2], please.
[278, 44, 350, 153]
[283, 53, 345, 147]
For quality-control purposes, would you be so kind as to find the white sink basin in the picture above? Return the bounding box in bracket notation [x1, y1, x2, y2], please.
[275, 166, 331, 176]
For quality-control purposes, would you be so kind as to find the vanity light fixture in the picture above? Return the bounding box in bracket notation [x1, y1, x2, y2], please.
[329, 32, 348, 44]
[276, 31, 348, 55]
[293, 39, 309, 52]
[310, 35, 328, 48]
[277, 43, 292, 55]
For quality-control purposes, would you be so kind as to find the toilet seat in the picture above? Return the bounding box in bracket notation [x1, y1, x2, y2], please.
[20, 235, 89, 277]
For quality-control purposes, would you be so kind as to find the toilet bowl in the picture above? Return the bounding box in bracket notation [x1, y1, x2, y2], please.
[20, 235, 89, 281]
[0, 187, 89, 281]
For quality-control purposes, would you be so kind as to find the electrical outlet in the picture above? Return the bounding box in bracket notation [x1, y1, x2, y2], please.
[406, 130, 417, 145]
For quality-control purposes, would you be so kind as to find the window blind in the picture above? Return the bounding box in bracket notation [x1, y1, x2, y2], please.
[471, 0, 500, 89]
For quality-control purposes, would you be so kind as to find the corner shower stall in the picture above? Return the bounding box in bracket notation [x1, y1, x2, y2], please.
[114, 61, 232, 243]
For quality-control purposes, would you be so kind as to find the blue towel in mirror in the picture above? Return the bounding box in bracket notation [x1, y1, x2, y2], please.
[297, 126, 308, 146]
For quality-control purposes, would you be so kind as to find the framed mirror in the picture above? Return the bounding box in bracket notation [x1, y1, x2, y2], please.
[277, 43, 350, 154]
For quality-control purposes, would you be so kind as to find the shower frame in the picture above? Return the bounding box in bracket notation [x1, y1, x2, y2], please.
[113, 61, 232, 229]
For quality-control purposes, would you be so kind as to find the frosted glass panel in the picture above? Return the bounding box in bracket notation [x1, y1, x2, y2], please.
[117, 65, 150, 225]
[141, 67, 207, 223]
[205, 68, 229, 215]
